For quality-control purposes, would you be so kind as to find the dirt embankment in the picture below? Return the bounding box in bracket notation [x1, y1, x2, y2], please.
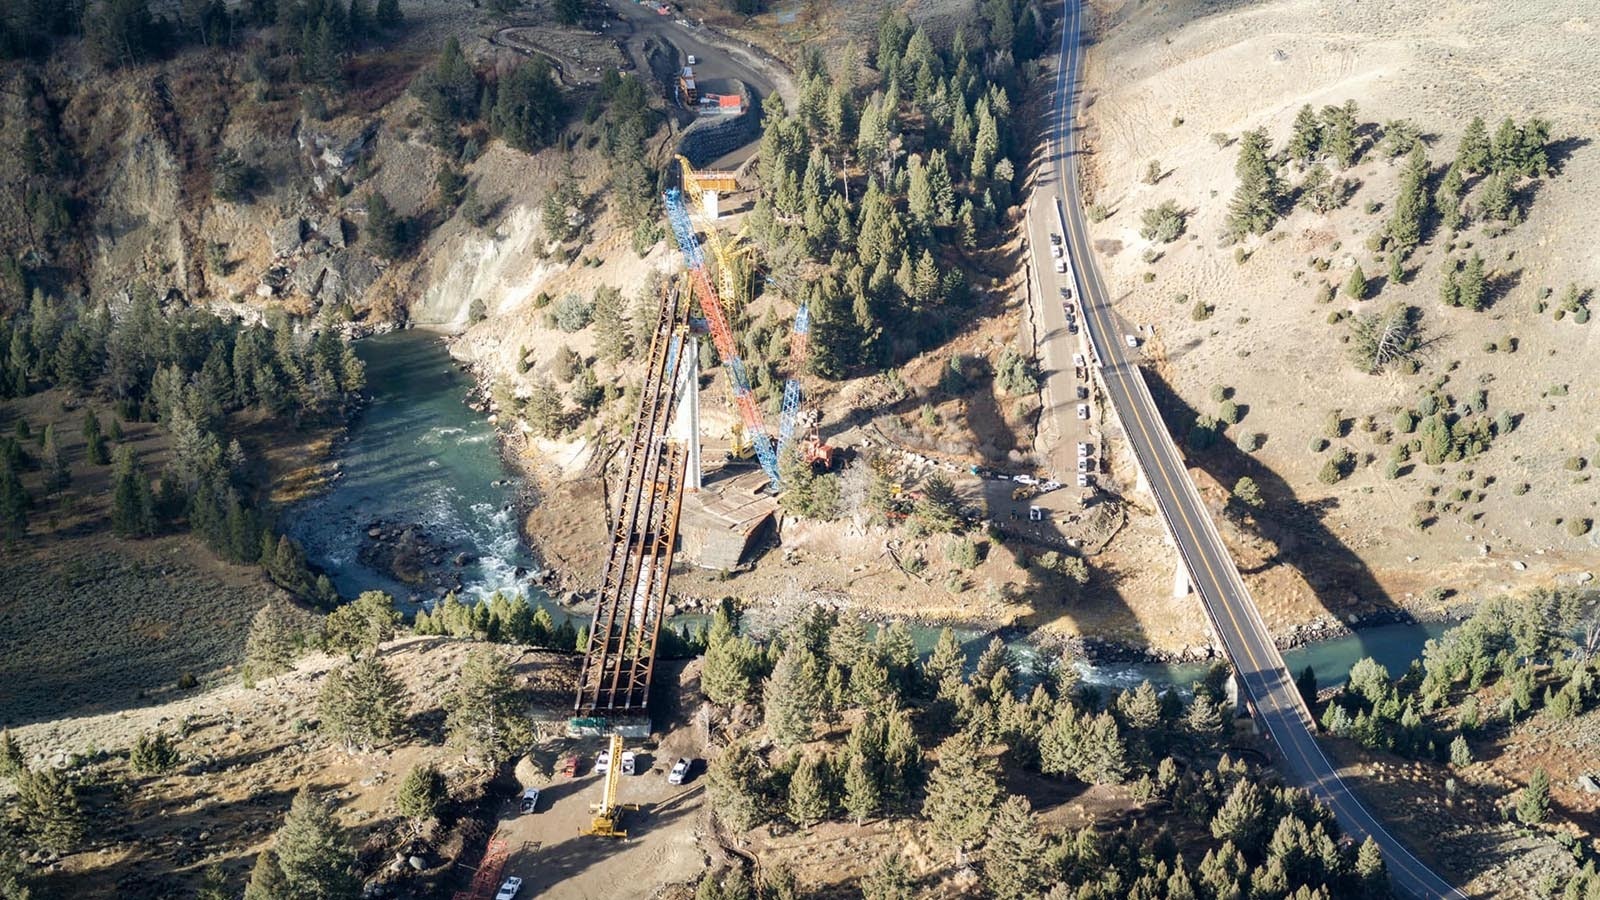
[1077, 0, 1600, 625]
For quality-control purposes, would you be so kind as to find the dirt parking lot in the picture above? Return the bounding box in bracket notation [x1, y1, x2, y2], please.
[492, 726, 710, 899]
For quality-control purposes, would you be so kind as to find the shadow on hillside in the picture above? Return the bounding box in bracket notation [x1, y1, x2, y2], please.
[1138, 367, 1425, 662]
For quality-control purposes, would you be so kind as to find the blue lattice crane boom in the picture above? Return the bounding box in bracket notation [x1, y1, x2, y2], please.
[663, 187, 782, 487]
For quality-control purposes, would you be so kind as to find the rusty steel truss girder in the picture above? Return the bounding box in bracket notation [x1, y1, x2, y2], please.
[573, 284, 692, 716]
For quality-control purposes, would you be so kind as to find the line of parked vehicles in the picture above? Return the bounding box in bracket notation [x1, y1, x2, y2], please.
[515, 751, 697, 817]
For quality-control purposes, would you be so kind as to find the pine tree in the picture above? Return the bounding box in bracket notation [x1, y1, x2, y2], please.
[81, 410, 109, 465]
[0, 462, 29, 538]
[243, 602, 300, 686]
[707, 740, 769, 832]
[273, 787, 360, 899]
[365, 192, 405, 259]
[1355, 836, 1388, 897]
[861, 852, 914, 900]
[130, 730, 180, 774]
[1386, 144, 1430, 256]
[0, 730, 24, 779]
[843, 739, 882, 824]
[786, 753, 831, 828]
[1288, 104, 1321, 163]
[1322, 101, 1360, 168]
[1478, 171, 1514, 222]
[982, 795, 1047, 900]
[1076, 711, 1130, 785]
[702, 605, 754, 706]
[13, 767, 84, 855]
[394, 763, 446, 828]
[1449, 734, 1472, 767]
[1186, 694, 1225, 747]
[1210, 778, 1268, 853]
[1345, 264, 1367, 300]
[765, 643, 821, 746]
[376, 0, 403, 28]
[921, 729, 1001, 856]
[591, 285, 629, 364]
[196, 864, 231, 900]
[1517, 767, 1550, 825]
[39, 424, 67, 498]
[243, 849, 289, 900]
[923, 627, 966, 699]
[1437, 163, 1465, 231]
[1438, 261, 1460, 307]
[322, 590, 400, 656]
[1226, 128, 1280, 238]
[1458, 252, 1487, 311]
[446, 650, 531, 764]
[319, 656, 410, 751]
[1456, 117, 1489, 174]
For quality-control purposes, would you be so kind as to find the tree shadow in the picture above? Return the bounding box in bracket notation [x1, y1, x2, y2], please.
[1139, 367, 1424, 660]
[1545, 135, 1591, 175]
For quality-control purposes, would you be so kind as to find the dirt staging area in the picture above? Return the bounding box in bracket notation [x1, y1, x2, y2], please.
[1078, 0, 1600, 622]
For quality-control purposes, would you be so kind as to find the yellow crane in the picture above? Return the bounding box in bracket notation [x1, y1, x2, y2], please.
[676, 155, 751, 312]
[582, 734, 630, 838]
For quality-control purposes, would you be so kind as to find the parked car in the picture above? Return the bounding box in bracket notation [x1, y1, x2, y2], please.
[1051, 245, 1063, 258]
[1051, 232, 1063, 245]
[1054, 259, 1066, 273]
[668, 757, 692, 785]
[1072, 353, 1086, 369]
[520, 787, 540, 813]
[1124, 334, 1140, 348]
[496, 877, 524, 900]
[1077, 403, 1090, 420]
[620, 751, 637, 776]
[1076, 472, 1090, 487]
[1060, 287, 1074, 301]
[595, 749, 612, 775]
[1077, 458, 1089, 473]
[1078, 442, 1092, 457]
[559, 754, 580, 778]
[1076, 385, 1089, 400]
[1028, 506, 1044, 521]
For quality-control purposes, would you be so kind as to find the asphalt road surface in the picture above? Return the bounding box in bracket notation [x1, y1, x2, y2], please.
[1037, 3, 1464, 897]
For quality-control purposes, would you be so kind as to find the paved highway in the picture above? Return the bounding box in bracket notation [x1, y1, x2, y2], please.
[1039, 3, 1463, 897]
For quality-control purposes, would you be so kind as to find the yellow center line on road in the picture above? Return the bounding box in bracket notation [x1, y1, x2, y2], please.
[1050, 5, 1458, 896]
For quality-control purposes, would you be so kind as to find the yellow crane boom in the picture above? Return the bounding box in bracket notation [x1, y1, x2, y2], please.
[583, 734, 629, 838]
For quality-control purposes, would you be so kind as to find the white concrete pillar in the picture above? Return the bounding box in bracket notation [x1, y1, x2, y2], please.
[702, 189, 720, 220]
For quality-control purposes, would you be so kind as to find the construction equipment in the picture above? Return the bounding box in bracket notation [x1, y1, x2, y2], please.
[583, 735, 631, 838]
[676, 156, 744, 285]
[663, 186, 782, 487]
[573, 282, 694, 716]
[725, 423, 757, 464]
[676, 66, 697, 106]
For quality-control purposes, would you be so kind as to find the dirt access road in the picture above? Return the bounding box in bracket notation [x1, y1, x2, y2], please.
[603, 0, 794, 104]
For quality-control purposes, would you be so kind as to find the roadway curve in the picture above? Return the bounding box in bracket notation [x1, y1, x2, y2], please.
[1041, 3, 1463, 897]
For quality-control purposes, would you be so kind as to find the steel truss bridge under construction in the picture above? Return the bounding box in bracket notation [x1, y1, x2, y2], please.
[574, 163, 828, 719]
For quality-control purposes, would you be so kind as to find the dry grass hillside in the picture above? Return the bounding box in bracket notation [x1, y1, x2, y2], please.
[3, 637, 577, 899]
[1078, 0, 1600, 625]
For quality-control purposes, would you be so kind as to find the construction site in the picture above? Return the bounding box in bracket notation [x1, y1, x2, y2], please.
[570, 158, 837, 729]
